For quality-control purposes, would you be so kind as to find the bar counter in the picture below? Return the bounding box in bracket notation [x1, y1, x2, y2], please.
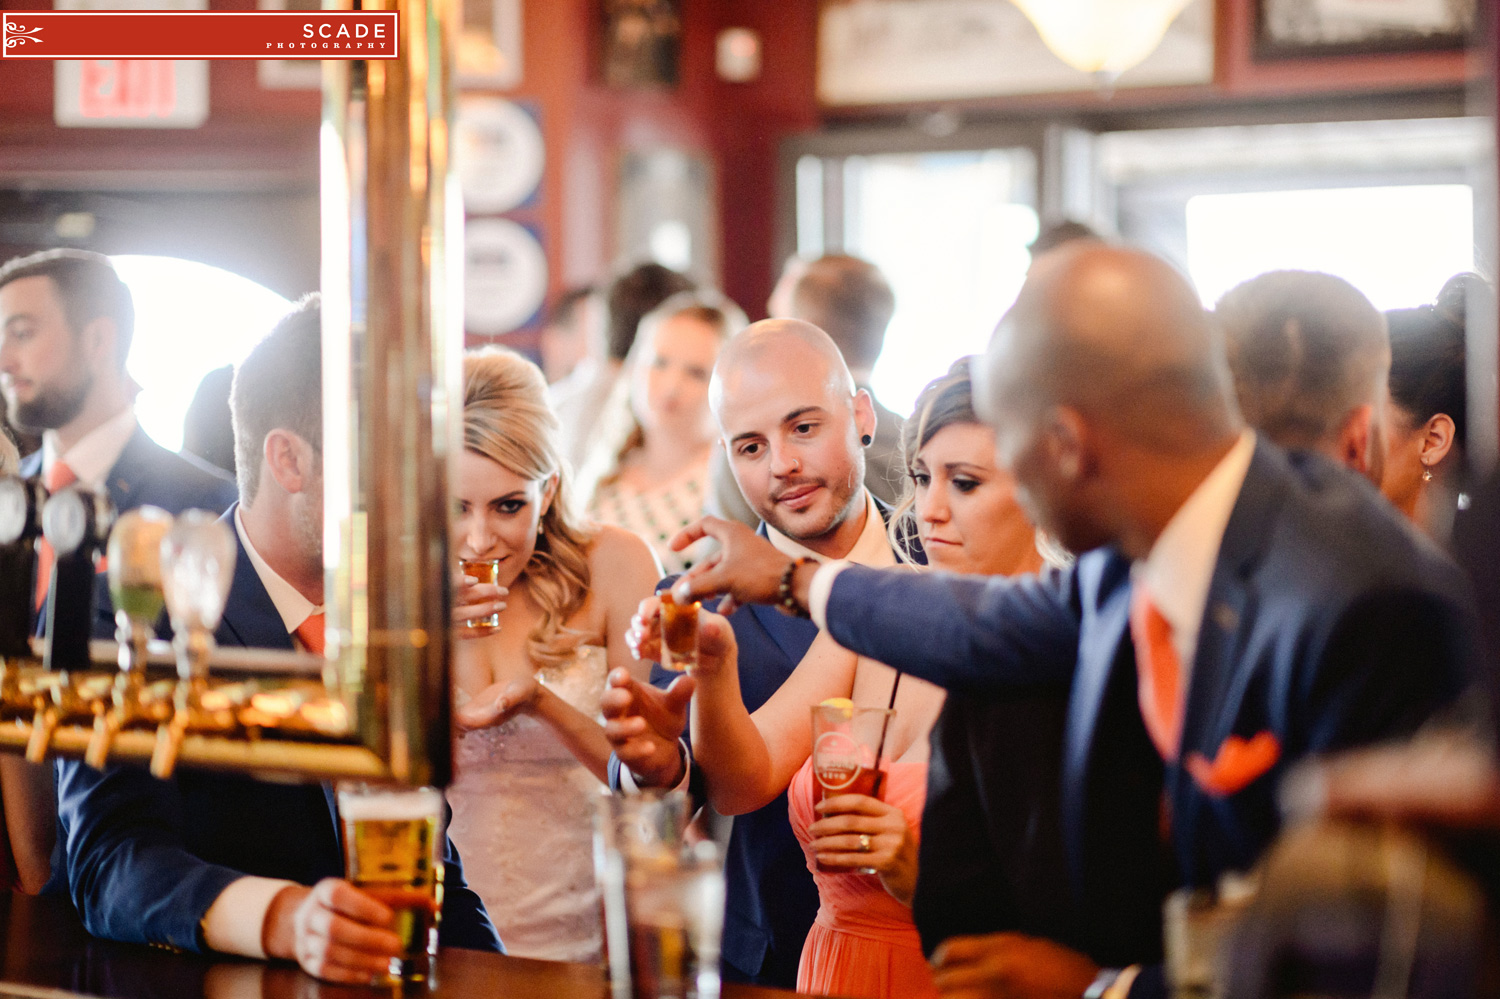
[0, 892, 804, 999]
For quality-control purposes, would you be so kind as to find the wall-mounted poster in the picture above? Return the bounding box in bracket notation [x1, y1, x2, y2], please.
[602, 0, 681, 88]
[817, 0, 1213, 105]
[1257, 0, 1475, 57]
[465, 218, 547, 336]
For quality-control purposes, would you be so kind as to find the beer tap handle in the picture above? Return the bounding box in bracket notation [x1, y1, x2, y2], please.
[153, 512, 235, 780]
[108, 507, 172, 675]
[41, 486, 114, 672]
[0, 476, 45, 659]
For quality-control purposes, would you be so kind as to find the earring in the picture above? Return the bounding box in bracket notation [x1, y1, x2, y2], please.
[1422, 467, 1433, 483]
[861, 434, 873, 447]
[537, 522, 545, 538]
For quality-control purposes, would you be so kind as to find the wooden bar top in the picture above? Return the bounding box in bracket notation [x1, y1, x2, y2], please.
[0, 892, 803, 999]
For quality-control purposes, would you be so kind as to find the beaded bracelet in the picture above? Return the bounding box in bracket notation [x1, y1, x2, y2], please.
[778, 557, 814, 618]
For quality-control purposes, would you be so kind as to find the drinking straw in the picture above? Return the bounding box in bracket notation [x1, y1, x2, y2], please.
[870, 671, 901, 798]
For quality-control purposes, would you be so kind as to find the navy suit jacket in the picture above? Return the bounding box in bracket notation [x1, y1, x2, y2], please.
[20, 423, 237, 519]
[825, 442, 1478, 984]
[55, 508, 501, 955]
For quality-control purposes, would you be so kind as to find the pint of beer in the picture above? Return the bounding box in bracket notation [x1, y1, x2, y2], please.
[336, 783, 444, 984]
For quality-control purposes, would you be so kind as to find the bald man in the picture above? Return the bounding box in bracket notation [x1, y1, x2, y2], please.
[707, 256, 906, 527]
[603, 319, 919, 989]
[1216, 271, 1390, 484]
[662, 246, 1477, 999]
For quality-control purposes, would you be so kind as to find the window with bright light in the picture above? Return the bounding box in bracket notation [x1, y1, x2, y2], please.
[111, 256, 292, 452]
[1186, 185, 1475, 310]
[831, 149, 1037, 416]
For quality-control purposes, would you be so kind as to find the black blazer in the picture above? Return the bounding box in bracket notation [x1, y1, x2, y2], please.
[825, 442, 1479, 989]
[54, 508, 501, 955]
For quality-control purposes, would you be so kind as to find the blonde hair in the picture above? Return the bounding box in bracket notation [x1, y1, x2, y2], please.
[463, 347, 596, 669]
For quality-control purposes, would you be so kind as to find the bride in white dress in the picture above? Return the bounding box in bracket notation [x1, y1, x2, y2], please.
[445, 348, 660, 962]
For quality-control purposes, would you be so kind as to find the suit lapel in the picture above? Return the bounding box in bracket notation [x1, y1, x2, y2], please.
[103, 425, 156, 512]
[1174, 444, 1288, 860]
[215, 506, 295, 652]
[1062, 552, 1132, 887]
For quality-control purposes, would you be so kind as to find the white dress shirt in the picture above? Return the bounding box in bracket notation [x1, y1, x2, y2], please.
[40, 405, 137, 490]
[200, 508, 327, 959]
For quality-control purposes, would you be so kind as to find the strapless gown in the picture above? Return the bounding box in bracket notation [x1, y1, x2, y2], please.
[446, 645, 607, 963]
[787, 758, 940, 999]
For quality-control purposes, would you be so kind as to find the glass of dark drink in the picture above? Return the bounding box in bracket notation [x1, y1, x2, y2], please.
[659, 591, 700, 672]
[810, 699, 894, 875]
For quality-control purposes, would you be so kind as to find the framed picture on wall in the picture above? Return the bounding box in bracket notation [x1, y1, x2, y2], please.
[601, 0, 681, 88]
[458, 0, 522, 89]
[1256, 0, 1475, 58]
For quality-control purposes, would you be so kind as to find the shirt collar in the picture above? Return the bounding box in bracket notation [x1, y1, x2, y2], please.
[233, 505, 321, 636]
[765, 491, 896, 569]
[1133, 430, 1256, 672]
[41, 406, 137, 491]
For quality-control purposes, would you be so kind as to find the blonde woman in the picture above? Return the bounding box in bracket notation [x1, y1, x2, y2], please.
[444, 348, 659, 963]
[580, 291, 747, 574]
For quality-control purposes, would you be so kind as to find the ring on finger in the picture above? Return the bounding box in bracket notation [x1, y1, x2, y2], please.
[858, 833, 872, 853]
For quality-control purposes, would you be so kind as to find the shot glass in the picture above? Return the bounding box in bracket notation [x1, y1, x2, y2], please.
[460, 557, 502, 630]
[810, 702, 895, 875]
[659, 591, 700, 673]
[336, 783, 444, 984]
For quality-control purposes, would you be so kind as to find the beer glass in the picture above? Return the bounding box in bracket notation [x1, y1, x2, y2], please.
[337, 783, 444, 984]
[810, 701, 894, 874]
[658, 591, 699, 672]
[459, 557, 502, 630]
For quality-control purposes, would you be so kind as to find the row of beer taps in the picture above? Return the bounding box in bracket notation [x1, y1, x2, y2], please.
[0, 475, 350, 780]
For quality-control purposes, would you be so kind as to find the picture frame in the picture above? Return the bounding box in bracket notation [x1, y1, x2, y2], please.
[1255, 0, 1475, 59]
[457, 0, 522, 90]
[601, 0, 681, 89]
[256, 0, 321, 90]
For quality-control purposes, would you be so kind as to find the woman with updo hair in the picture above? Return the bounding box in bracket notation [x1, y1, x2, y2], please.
[444, 347, 659, 963]
[1381, 273, 1485, 541]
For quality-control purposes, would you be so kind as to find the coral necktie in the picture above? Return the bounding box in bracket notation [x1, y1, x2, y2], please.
[33, 461, 78, 613]
[294, 612, 326, 656]
[1128, 583, 1183, 761]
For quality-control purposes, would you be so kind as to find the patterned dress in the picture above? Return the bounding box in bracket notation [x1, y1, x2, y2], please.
[588, 455, 713, 576]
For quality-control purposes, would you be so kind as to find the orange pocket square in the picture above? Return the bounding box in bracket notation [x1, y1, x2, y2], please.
[1185, 731, 1280, 797]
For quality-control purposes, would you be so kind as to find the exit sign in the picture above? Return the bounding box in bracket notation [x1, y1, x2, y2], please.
[55, 60, 208, 127]
[52, 0, 208, 128]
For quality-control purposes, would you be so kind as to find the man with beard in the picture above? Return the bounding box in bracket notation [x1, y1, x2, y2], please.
[602, 319, 913, 988]
[0, 250, 236, 895]
[53, 298, 502, 981]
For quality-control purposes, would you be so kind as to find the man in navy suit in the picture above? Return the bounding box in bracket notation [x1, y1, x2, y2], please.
[668, 246, 1478, 999]
[54, 298, 500, 982]
[602, 319, 912, 988]
[0, 249, 237, 894]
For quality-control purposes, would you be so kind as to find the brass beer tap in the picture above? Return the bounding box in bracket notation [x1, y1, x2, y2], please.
[151, 511, 238, 780]
[86, 507, 174, 770]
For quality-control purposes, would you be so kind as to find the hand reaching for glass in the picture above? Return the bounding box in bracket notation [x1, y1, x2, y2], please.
[663, 517, 819, 617]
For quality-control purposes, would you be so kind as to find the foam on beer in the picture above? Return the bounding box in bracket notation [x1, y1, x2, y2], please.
[338, 787, 442, 821]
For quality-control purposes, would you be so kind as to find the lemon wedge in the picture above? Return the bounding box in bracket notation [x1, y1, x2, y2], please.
[819, 697, 855, 711]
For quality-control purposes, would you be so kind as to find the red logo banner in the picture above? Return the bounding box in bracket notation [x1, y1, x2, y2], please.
[1, 11, 399, 60]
